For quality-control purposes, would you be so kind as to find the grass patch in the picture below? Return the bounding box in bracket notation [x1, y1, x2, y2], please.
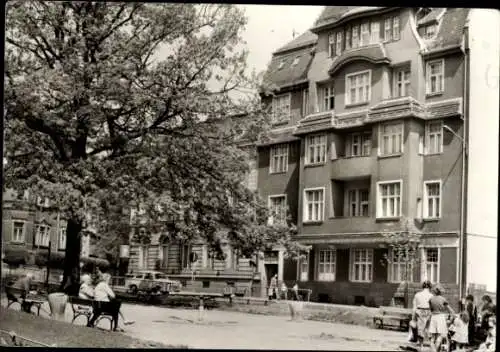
[0, 307, 186, 348]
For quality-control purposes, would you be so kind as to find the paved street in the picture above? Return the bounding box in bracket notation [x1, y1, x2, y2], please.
[2, 297, 407, 349]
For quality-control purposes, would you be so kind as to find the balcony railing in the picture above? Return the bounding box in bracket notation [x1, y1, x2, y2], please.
[331, 155, 373, 179]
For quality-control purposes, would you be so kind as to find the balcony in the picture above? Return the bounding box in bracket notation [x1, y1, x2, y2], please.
[294, 110, 335, 135]
[367, 96, 426, 123]
[331, 155, 373, 180]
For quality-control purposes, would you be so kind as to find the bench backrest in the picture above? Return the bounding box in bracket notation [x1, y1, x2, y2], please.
[68, 296, 94, 306]
[380, 306, 413, 317]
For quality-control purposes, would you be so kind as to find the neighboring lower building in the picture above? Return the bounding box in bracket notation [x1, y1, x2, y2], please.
[256, 7, 499, 308]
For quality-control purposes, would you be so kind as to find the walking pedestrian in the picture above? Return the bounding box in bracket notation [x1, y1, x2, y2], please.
[412, 280, 433, 348]
[269, 274, 277, 300]
[428, 285, 455, 352]
[292, 282, 300, 301]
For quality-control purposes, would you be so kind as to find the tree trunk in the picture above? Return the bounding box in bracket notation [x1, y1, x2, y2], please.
[59, 218, 82, 295]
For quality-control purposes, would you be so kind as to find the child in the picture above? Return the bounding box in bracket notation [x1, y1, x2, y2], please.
[449, 311, 469, 351]
[474, 315, 496, 352]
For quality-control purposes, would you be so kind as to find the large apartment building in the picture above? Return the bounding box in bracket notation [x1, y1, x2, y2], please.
[258, 7, 498, 306]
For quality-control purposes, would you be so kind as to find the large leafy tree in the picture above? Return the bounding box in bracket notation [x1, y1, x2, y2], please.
[4, 1, 304, 294]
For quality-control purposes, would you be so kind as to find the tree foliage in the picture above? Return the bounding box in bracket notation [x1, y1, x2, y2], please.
[4, 1, 305, 292]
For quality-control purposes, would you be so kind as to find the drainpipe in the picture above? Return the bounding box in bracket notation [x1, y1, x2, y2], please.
[459, 20, 470, 302]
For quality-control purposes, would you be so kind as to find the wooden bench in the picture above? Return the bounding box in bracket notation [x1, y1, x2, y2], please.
[67, 296, 121, 331]
[4, 286, 45, 316]
[373, 306, 412, 331]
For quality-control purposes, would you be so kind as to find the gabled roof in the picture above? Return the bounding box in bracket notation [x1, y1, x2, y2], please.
[417, 8, 446, 26]
[328, 43, 390, 76]
[273, 31, 317, 55]
[424, 8, 469, 52]
[312, 6, 358, 31]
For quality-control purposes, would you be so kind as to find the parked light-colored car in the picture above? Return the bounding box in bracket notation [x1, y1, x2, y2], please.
[124, 270, 182, 295]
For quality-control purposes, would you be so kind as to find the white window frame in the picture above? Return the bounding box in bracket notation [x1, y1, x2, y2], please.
[360, 22, 370, 46]
[138, 245, 149, 269]
[345, 26, 352, 50]
[347, 132, 371, 157]
[426, 59, 445, 95]
[392, 17, 400, 40]
[336, 31, 343, 56]
[370, 21, 380, 44]
[12, 221, 25, 243]
[291, 56, 300, 67]
[388, 249, 414, 283]
[352, 25, 359, 48]
[328, 33, 335, 57]
[422, 247, 440, 284]
[318, 249, 336, 281]
[305, 134, 327, 165]
[379, 122, 403, 156]
[303, 187, 325, 223]
[422, 24, 437, 39]
[423, 180, 442, 219]
[376, 180, 403, 219]
[35, 225, 51, 247]
[384, 18, 392, 41]
[345, 70, 371, 105]
[278, 60, 285, 70]
[319, 83, 335, 112]
[347, 188, 370, 217]
[268, 194, 287, 225]
[393, 67, 411, 97]
[299, 253, 309, 281]
[350, 248, 373, 282]
[269, 143, 289, 173]
[425, 120, 443, 154]
[58, 226, 66, 250]
[272, 93, 291, 123]
[302, 89, 309, 116]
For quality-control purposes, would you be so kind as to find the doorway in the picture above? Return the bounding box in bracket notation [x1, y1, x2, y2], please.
[265, 264, 278, 286]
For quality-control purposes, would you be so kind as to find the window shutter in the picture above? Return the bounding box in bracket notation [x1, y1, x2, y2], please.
[331, 141, 338, 160]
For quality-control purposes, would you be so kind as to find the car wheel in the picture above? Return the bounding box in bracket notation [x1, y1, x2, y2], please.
[129, 285, 138, 295]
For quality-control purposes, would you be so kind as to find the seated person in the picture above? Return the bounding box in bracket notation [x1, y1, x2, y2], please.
[79, 274, 95, 299]
[475, 315, 496, 352]
[10, 273, 35, 313]
[87, 273, 134, 330]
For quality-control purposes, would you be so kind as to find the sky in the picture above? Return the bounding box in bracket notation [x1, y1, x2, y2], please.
[237, 5, 323, 75]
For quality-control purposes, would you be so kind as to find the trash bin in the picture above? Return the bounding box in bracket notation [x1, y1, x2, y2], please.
[48, 292, 68, 321]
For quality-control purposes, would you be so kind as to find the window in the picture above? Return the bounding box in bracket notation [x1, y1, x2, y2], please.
[291, 56, 300, 67]
[424, 248, 439, 283]
[299, 253, 309, 281]
[377, 181, 402, 218]
[370, 21, 380, 44]
[348, 189, 370, 217]
[346, 70, 371, 105]
[345, 26, 352, 50]
[320, 84, 335, 112]
[352, 25, 359, 48]
[425, 120, 443, 154]
[304, 188, 325, 222]
[328, 33, 335, 57]
[12, 221, 25, 243]
[426, 59, 444, 95]
[277, 60, 285, 70]
[422, 24, 437, 39]
[360, 23, 370, 46]
[302, 89, 309, 116]
[350, 249, 373, 282]
[389, 249, 414, 282]
[347, 132, 371, 157]
[392, 17, 400, 40]
[318, 249, 336, 281]
[270, 143, 288, 173]
[35, 225, 50, 247]
[336, 31, 343, 56]
[269, 195, 287, 225]
[393, 68, 411, 97]
[58, 226, 66, 250]
[384, 19, 392, 41]
[380, 122, 403, 156]
[272, 94, 291, 123]
[305, 134, 327, 165]
[424, 181, 441, 219]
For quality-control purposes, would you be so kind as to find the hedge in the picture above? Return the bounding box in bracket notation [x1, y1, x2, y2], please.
[3, 246, 28, 266]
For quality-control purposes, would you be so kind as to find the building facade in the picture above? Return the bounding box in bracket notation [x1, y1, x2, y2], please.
[258, 7, 498, 307]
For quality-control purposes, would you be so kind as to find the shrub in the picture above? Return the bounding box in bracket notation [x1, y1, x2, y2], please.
[3, 246, 28, 266]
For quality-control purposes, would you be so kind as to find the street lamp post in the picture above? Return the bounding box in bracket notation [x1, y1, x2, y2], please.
[443, 124, 468, 302]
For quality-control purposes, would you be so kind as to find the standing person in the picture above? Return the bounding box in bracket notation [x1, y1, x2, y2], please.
[292, 282, 300, 301]
[269, 274, 277, 300]
[450, 311, 470, 351]
[428, 285, 455, 352]
[10, 273, 35, 313]
[412, 280, 434, 348]
[479, 295, 494, 331]
[280, 282, 288, 300]
[87, 273, 134, 330]
[465, 294, 478, 345]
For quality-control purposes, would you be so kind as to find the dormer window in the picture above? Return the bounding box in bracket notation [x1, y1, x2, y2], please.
[360, 23, 370, 46]
[383, 16, 401, 42]
[370, 22, 380, 44]
[336, 32, 343, 56]
[278, 60, 285, 70]
[291, 56, 300, 67]
[328, 33, 335, 57]
[352, 26, 359, 48]
[421, 24, 437, 39]
[272, 93, 291, 124]
[345, 26, 352, 50]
